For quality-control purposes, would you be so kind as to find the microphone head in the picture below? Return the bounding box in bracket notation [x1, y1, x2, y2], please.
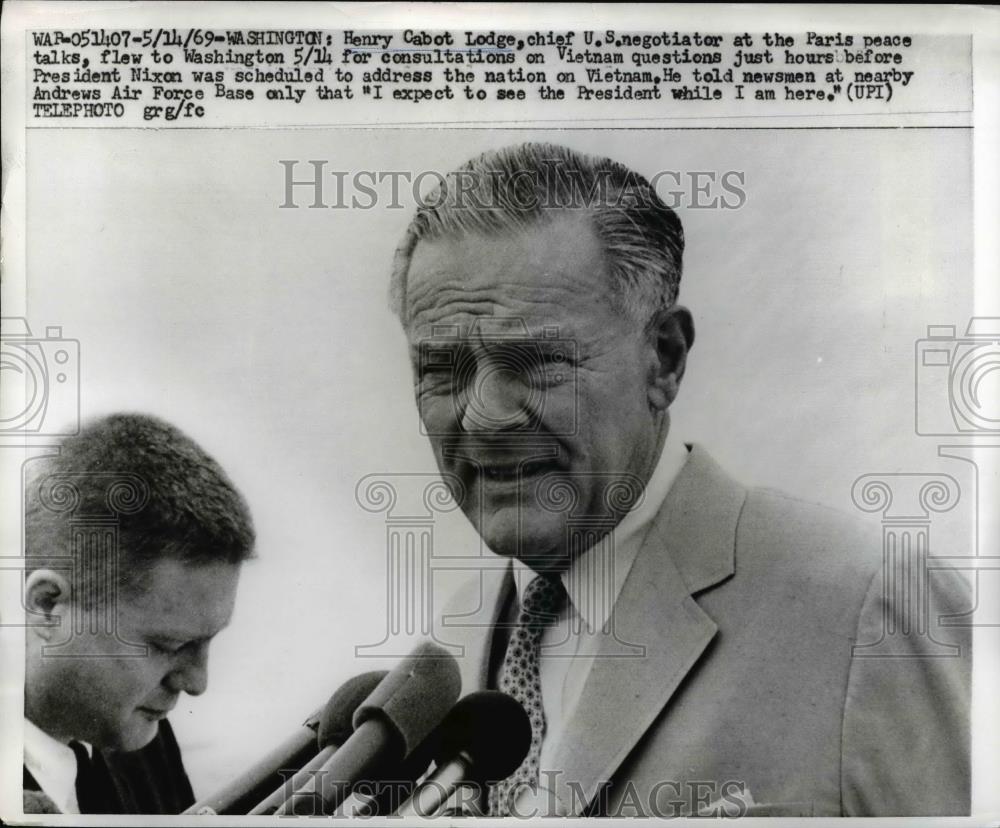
[353, 642, 461, 756]
[435, 691, 531, 781]
[317, 670, 389, 748]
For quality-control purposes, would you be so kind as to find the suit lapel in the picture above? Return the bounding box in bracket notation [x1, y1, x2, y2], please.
[550, 446, 746, 815]
[439, 564, 512, 695]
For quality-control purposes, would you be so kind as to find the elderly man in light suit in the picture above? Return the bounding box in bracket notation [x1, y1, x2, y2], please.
[390, 143, 970, 817]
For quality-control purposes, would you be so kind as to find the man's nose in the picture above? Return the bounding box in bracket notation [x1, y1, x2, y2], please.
[460, 361, 533, 432]
[164, 644, 209, 696]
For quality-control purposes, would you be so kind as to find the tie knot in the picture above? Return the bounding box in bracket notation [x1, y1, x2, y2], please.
[521, 573, 566, 623]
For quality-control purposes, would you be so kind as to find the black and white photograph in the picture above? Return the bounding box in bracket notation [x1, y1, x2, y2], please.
[1, 3, 998, 824]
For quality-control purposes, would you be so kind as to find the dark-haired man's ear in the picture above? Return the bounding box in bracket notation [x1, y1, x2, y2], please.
[24, 570, 71, 641]
[647, 305, 695, 412]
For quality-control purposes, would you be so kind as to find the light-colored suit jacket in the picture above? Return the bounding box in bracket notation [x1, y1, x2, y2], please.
[434, 446, 971, 817]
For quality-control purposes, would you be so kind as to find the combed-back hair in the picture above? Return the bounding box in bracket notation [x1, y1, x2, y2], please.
[24, 413, 255, 598]
[390, 142, 684, 326]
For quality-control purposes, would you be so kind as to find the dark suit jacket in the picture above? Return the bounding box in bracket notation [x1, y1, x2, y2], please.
[23, 719, 195, 815]
[435, 446, 971, 817]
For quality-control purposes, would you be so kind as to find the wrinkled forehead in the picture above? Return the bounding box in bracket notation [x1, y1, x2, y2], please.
[402, 213, 614, 343]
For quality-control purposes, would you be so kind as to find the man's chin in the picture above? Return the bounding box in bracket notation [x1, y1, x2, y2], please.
[109, 718, 160, 753]
[477, 509, 569, 571]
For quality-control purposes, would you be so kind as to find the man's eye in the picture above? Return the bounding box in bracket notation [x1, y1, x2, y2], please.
[418, 366, 455, 389]
[150, 641, 183, 656]
[419, 354, 470, 387]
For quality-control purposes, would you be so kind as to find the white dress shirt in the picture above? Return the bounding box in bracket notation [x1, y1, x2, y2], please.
[23, 718, 90, 814]
[502, 432, 690, 781]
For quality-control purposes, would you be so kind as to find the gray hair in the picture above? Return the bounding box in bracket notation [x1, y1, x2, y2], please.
[390, 142, 684, 327]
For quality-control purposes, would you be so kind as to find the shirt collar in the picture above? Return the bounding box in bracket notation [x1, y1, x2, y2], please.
[513, 430, 689, 629]
[23, 717, 88, 815]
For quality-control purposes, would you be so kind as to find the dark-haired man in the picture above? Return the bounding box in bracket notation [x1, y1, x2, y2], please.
[23, 413, 255, 814]
[393, 143, 971, 817]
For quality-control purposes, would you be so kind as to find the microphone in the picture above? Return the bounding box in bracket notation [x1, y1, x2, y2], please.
[247, 670, 388, 815]
[275, 642, 461, 816]
[346, 711, 446, 817]
[183, 703, 325, 814]
[395, 691, 531, 818]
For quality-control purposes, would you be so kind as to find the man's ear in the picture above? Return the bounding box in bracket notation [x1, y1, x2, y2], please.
[25, 569, 72, 640]
[647, 305, 695, 412]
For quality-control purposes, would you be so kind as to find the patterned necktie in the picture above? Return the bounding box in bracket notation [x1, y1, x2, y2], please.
[488, 573, 567, 816]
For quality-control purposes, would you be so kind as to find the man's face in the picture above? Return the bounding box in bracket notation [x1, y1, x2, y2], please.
[29, 558, 240, 751]
[404, 212, 668, 569]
